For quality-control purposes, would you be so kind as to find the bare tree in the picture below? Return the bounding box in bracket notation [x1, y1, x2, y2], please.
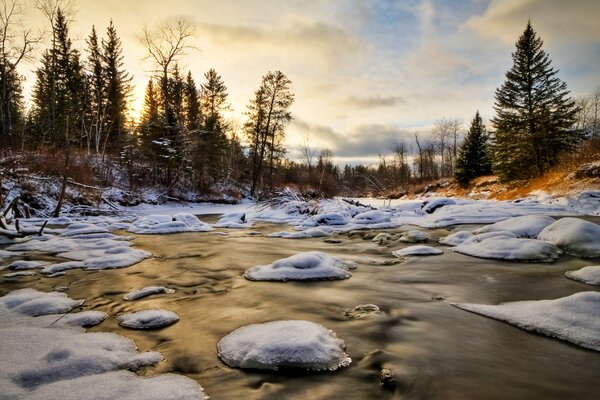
[393, 139, 410, 190]
[0, 0, 41, 145]
[300, 131, 317, 170]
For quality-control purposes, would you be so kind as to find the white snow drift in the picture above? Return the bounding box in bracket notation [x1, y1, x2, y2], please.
[128, 213, 213, 234]
[393, 245, 443, 257]
[565, 266, 600, 285]
[453, 238, 561, 262]
[474, 215, 555, 238]
[398, 230, 430, 243]
[217, 320, 351, 371]
[117, 310, 179, 329]
[453, 291, 600, 352]
[244, 251, 356, 281]
[538, 217, 600, 258]
[123, 286, 175, 301]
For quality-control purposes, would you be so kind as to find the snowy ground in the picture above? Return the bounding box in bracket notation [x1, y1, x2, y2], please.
[1, 191, 599, 399]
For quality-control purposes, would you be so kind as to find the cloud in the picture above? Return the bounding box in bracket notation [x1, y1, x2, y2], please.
[342, 95, 406, 108]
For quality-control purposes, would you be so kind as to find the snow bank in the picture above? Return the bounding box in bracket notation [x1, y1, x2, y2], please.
[453, 238, 561, 262]
[453, 292, 600, 352]
[393, 245, 443, 257]
[244, 251, 356, 281]
[123, 286, 175, 301]
[538, 217, 600, 258]
[565, 266, 600, 285]
[351, 210, 390, 224]
[0, 289, 206, 399]
[268, 227, 333, 239]
[475, 215, 555, 238]
[117, 310, 179, 329]
[422, 198, 455, 214]
[0, 288, 83, 316]
[8, 260, 47, 270]
[215, 212, 251, 228]
[299, 212, 350, 227]
[398, 230, 430, 243]
[217, 320, 351, 371]
[128, 213, 213, 234]
[60, 223, 109, 237]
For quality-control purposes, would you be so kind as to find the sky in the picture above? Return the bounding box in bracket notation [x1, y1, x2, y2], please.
[18, 0, 600, 165]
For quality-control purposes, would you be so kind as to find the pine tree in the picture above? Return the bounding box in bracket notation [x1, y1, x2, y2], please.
[101, 20, 132, 152]
[492, 21, 580, 181]
[184, 71, 201, 133]
[86, 25, 104, 153]
[454, 111, 491, 186]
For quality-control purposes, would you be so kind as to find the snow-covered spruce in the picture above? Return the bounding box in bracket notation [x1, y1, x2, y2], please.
[123, 286, 175, 301]
[0, 289, 206, 400]
[398, 230, 430, 243]
[117, 310, 179, 329]
[538, 217, 600, 258]
[244, 251, 356, 281]
[217, 320, 351, 371]
[128, 213, 213, 234]
[565, 266, 600, 285]
[475, 215, 555, 238]
[452, 292, 600, 352]
[453, 238, 561, 262]
[393, 245, 443, 257]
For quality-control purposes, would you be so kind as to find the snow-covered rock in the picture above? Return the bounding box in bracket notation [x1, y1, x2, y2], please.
[453, 292, 600, 352]
[8, 260, 47, 270]
[351, 210, 390, 224]
[422, 198, 455, 214]
[439, 231, 475, 246]
[268, 227, 333, 239]
[398, 230, 430, 243]
[117, 310, 179, 329]
[565, 266, 600, 285]
[538, 217, 600, 258]
[393, 245, 443, 257]
[0, 289, 83, 317]
[300, 212, 350, 227]
[244, 251, 356, 281]
[128, 213, 213, 234]
[215, 212, 251, 228]
[217, 320, 351, 371]
[453, 238, 561, 262]
[475, 215, 555, 238]
[123, 286, 175, 301]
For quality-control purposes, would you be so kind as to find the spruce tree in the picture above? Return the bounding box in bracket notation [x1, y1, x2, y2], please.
[86, 25, 104, 153]
[492, 21, 580, 180]
[454, 111, 491, 186]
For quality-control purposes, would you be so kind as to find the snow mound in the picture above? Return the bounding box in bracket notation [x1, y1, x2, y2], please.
[217, 320, 351, 371]
[0, 289, 83, 316]
[475, 215, 556, 238]
[128, 213, 213, 234]
[351, 210, 390, 224]
[453, 292, 600, 352]
[3, 271, 36, 277]
[393, 245, 443, 257]
[300, 212, 350, 227]
[8, 260, 47, 270]
[538, 217, 600, 258]
[117, 310, 179, 329]
[60, 223, 109, 237]
[215, 212, 251, 228]
[123, 286, 175, 301]
[244, 251, 356, 281]
[453, 238, 561, 262]
[398, 230, 430, 243]
[422, 198, 456, 214]
[565, 266, 600, 285]
[439, 231, 474, 246]
[268, 227, 332, 239]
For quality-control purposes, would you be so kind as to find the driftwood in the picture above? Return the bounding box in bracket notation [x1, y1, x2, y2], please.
[0, 219, 48, 239]
[341, 198, 377, 210]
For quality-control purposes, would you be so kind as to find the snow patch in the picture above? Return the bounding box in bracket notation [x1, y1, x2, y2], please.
[565, 266, 600, 285]
[453, 238, 561, 262]
[393, 245, 443, 257]
[128, 213, 213, 234]
[117, 310, 179, 329]
[538, 217, 600, 258]
[123, 286, 175, 301]
[475, 215, 555, 238]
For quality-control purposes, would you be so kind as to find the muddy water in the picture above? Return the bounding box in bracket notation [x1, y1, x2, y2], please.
[2, 220, 600, 400]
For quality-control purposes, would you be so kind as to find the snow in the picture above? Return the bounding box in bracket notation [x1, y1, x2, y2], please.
[244, 251, 356, 281]
[351, 210, 390, 224]
[398, 230, 430, 243]
[0, 290, 206, 400]
[393, 245, 443, 257]
[128, 213, 213, 234]
[8, 260, 47, 270]
[422, 198, 455, 213]
[215, 212, 251, 228]
[299, 212, 350, 227]
[453, 292, 600, 352]
[3, 270, 36, 277]
[440, 230, 517, 246]
[268, 227, 334, 239]
[475, 215, 555, 238]
[538, 217, 600, 258]
[117, 310, 180, 329]
[453, 238, 561, 262]
[123, 286, 175, 301]
[217, 320, 351, 371]
[439, 231, 475, 246]
[60, 223, 110, 237]
[565, 266, 600, 285]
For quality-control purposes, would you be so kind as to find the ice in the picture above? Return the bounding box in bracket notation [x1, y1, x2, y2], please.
[215, 212, 251, 228]
[117, 310, 180, 329]
[538, 217, 600, 258]
[3, 271, 36, 277]
[128, 213, 213, 234]
[123, 286, 175, 301]
[8, 260, 47, 270]
[217, 320, 351, 371]
[393, 245, 443, 257]
[398, 230, 430, 243]
[453, 238, 561, 262]
[244, 251, 356, 281]
[351, 210, 390, 224]
[440, 230, 517, 246]
[453, 292, 600, 351]
[565, 266, 600, 285]
[0, 288, 84, 316]
[475, 215, 556, 238]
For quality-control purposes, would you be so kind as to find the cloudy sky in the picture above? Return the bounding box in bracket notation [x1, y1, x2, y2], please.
[19, 0, 600, 165]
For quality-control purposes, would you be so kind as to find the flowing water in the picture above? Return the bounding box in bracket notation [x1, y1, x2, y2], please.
[2, 217, 600, 399]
